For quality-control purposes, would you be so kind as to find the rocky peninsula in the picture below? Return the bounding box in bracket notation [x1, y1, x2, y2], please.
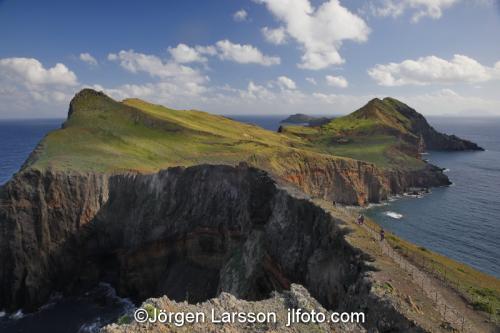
[0, 89, 490, 332]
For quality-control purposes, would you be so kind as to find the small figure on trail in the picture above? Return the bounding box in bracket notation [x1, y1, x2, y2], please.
[380, 228, 385, 241]
[357, 214, 365, 225]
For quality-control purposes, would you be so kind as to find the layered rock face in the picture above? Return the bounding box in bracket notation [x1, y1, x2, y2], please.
[271, 154, 450, 206]
[0, 169, 109, 311]
[2, 165, 362, 311]
[0, 165, 432, 331]
[0, 162, 449, 311]
[72, 164, 364, 307]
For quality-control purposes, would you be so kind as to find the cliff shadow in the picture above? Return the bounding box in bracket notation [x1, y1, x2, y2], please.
[61, 165, 374, 313]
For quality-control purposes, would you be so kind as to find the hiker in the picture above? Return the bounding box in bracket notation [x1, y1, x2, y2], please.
[380, 228, 385, 241]
[357, 214, 365, 225]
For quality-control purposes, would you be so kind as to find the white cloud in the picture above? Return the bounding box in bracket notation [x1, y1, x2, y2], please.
[368, 0, 460, 22]
[215, 40, 280, 66]
[95, 79, 500, 117]
[243, 81, 277, 100]
[255, 0, 370, 70]
[398, 89, 500, 116]
[261, 27, 288, 45]
[104, 44, 280, 113]
[325, 75, 349, 88]
[168, 43, 211, 63]
[167, 41, 279, 66]
[102, 81, 208, 104]
[233, 9, 248, 21]
[79, 52, 98, 66]
[107, 49, 206, 84]
[105, 49, 210, 108]
[312, 89, 500, 116]
[306, 77, 317, 85]
[368, 54, 500, 86]
[166, 40, 281, 66]
[0, 57, 78, 86]
[277, 76, 297, 90]
[195, 45, 218, 56]
[312, 92, 375, 109]
[0, 57, 78, 117]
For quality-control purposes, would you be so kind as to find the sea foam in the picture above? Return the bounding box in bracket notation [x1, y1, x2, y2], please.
[9, 310, 24, 320]
[384, 211, 403, 219]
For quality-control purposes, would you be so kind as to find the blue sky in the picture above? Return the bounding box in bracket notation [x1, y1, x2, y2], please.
[1, 0, 500, 118]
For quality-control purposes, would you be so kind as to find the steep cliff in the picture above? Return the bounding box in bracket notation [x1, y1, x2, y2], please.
[0, 159, 449, 309]
[258, 151, 449, 206]
[0, 165, 427, 332]
[0, 165, 359, 310]
[0, 169, 109, 310]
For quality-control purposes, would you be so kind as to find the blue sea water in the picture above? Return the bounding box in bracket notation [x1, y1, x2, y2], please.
[364, 117, 500, 278]
[0, 116, 499, 332]
[0, 119, 63, 185]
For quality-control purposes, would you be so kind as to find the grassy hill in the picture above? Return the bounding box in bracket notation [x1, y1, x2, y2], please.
[26, 90, 462, 175]
[28, 89, 307, 173]
[280, 98, 426, 169]
[279, 97, 481, 168]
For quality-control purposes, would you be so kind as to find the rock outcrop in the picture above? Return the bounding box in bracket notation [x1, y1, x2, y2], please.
[101, 284, 365, 333]
[265, 152, 449, 206]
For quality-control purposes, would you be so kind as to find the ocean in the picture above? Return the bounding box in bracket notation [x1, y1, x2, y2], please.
[364, 118, 500, 278]
[0, 119, 63, 185]
[0, 115, 499, 332]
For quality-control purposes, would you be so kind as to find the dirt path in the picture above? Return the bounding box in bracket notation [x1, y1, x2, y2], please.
[315, 200, 498, 333]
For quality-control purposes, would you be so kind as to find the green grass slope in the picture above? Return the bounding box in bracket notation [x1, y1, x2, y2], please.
[26, 90, 436, 175]
[280, 98, 426, 169]
[28, 89, 307, 173]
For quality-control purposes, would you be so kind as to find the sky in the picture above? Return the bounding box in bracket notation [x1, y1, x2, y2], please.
[1, 0, 500, 118]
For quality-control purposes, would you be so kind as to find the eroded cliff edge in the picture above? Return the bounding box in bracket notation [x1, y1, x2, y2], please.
[1, 165, 427, 332]
[0, 145, 450, 312]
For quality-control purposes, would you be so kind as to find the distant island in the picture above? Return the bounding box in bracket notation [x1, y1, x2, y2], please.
[280, 113, 333, 126]
[1, 89, 494, 333]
